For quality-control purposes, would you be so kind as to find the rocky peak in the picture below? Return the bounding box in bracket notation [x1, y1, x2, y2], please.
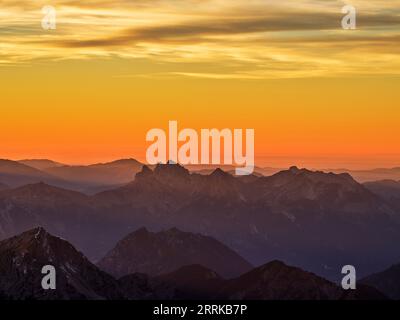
[154, 162, 190, 177]
[210, 168, 232, 179]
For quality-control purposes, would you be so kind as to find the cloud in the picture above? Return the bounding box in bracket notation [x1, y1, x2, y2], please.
[0, 0, 400, 78]
[43, 11, 400, 48]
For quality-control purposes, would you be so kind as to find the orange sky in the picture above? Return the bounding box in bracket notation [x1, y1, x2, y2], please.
[0, 1, 399, 169]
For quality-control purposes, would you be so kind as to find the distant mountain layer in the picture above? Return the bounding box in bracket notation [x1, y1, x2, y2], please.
[0, 158, 144, 193]
[329, 168, 400, 183]
[0, 228, 387, 300]
[98, 228, 253, 279]
[44, 158, 143, 186]
[0, 159, 66, 188]
[0, 163, 400, 280]
[18, 159, 64, 170]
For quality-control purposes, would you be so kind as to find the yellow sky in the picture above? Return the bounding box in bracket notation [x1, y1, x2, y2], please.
[0, 0, 399, 169]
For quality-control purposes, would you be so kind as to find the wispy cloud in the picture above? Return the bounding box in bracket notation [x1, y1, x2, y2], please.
[1, 0, 399, 78]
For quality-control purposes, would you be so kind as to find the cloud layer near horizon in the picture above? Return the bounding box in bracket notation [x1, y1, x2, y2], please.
[1, 0, 399, 78]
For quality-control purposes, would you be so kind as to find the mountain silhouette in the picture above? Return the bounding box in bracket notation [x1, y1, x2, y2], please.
[98, 227, 253, 278]
[1, 162, 400, 280]
[329, 167, 400, 183]
[45, 158, 143, 188]
[361, 263, 400, 299]
[18, 159, 64, 171]
[0, 227, 122, 300]
[217, 260, 386, 300]
[0, 159, 65, 188]
[95, 164, 400, 279]
[137, 260, 387, 300]
[0, 158, 144, 194]
[0, 183, 109, 261]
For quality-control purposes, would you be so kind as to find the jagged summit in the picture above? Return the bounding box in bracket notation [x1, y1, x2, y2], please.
[0, 228, 122, 300]
[4, 226, 49, 241]
[135, 162, 191, 181]
[269, 165, 359, 187]
[0, 227, 76, 258]
[154, 162, 190, 176]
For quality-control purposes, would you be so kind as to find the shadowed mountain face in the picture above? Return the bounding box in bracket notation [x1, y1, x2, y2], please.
[361, 263, 400, 300]
[98, 227, 253, 279]
[364, 180, 400, 212]
[0, 228, 123, 300]
[0, 163, 400, 280]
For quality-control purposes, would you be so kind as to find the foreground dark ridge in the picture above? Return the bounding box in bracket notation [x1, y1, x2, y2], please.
[0, 228, 388, 300]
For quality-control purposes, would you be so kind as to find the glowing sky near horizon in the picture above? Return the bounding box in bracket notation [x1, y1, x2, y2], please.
[0, 0, 399, 169]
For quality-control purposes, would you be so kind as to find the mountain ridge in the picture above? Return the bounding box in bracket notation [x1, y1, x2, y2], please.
[0, 162, 400, 280]
[0, 227, 123, 300]
[98, 227, 253, 279]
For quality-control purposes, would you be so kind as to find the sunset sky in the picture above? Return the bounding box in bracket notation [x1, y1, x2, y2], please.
[1, 0, 399, 169]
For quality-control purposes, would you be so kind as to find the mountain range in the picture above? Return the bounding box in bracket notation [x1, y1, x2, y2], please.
[93, 163, 400, 279]
[0, 158, 144, 194]
[0, 160, 400, 281]
[0, 228, 388, 300]
[2, 158, 400, 191]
